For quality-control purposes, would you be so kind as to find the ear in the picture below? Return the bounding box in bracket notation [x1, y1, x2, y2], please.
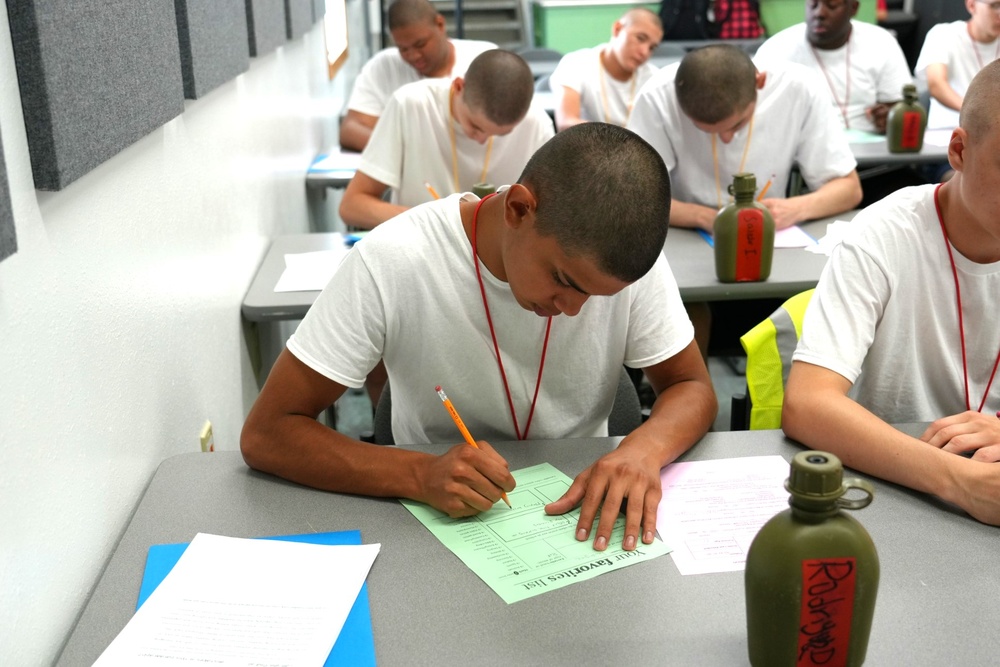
[754, 70, 767, 90]
[849, 1, 860, 18]
[503, 184, 538, 230]
[611, 20, 625, 38]
[948, 127, 968, 172]
[434, 14, 447, 32]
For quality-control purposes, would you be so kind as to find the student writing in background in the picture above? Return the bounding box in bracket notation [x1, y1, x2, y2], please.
[338, 0, 495, 152]
[783, 61, 1000, 526]
[338, 50, 554, 230]
[549, 8, 663, 131]
[242, 124, 717, 552]
[915, 0, 1000, 131]
[626, 45, 861, 357]
[627, 44, 861, 233]
[754, 0, 912, 134]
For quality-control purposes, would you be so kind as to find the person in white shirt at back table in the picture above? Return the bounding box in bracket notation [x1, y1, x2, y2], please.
[339, 0, 495, 151]
[549, 8, 664, 131]
[754, 0, 912, 135]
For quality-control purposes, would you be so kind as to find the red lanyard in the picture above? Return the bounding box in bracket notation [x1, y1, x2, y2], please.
[933, 184, 1000, 413]
[812, 37, 851, 129]
[470, 193, 552, 440]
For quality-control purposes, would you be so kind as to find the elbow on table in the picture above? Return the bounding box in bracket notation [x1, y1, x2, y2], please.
[240, 420, 274, 473]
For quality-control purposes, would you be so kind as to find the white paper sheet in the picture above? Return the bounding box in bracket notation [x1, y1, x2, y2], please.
[804, 219, 861, 256]
[657, 456, 790, 575]
[94, 533, 381, 666]
[274, 243, 349, 293]
[774, 225, 817, 248]
[922, 128, 955, 147]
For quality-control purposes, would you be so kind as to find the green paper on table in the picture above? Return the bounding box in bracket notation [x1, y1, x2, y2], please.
[400, 462, 672, 603]
[843, 128, 886, 144]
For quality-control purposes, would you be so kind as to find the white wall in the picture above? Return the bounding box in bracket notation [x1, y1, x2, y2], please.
[0, 5, 346, 663]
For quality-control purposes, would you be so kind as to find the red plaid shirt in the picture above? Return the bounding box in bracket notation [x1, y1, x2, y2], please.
[716, 0, 764, 39]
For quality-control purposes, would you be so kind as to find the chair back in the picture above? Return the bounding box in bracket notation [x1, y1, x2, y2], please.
[372, 365, 642, 445]
[736, 289, 814, 430]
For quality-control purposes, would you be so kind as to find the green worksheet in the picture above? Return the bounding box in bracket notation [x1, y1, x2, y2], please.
[400, 462, 672, 603]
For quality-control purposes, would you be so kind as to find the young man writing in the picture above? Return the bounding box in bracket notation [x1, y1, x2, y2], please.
[242, 123, 717, 552]
[754, 0, 912, 134]
[549, 8, 663, 131]
[783, 61, 1000, 526]
[338, 0, 495, 151]
[339, 49, 554, 230]
[626, 44, 861, 232]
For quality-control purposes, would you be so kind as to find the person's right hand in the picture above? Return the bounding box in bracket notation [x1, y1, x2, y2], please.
[414, 441, 515, 517]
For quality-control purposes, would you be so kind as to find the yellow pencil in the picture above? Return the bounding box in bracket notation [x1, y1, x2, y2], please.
[424, 181, 441, 200]
[757, 176, 774, 201]
[435, 385, 512, 508]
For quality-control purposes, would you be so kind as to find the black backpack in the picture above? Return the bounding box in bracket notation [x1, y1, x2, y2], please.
[659, 0, 760, 40]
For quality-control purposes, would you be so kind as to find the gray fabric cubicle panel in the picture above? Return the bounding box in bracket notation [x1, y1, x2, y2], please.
[0, 129, 14, 263]
[312, 0, 325, 22]
[174, 0, 251, 99]
[286, 0, 313, 40]
[6, 0, 185, 191]
[245, 0, 287, 57]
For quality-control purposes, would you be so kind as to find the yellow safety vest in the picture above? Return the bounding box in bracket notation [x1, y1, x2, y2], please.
[739, 289, 815, 430]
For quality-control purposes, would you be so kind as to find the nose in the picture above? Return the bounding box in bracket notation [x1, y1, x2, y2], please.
[719, 131, 736, 144]
[554, 291, 588, 317]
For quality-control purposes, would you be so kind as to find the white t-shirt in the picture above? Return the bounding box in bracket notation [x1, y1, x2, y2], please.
[915, 20, 1000, 129]
[288, 194, 693, 445]
[795, 185, 1000, 422]
[549, 45, 660, 126]
[626, 61, 856, 210]
[359, 78, 555, 206]
[346, 39, 496, 117]
[755, 21, 913, 133]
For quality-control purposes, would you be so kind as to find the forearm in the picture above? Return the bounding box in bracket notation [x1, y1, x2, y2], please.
[927, 78, 963, 112]
[241, 412, 431, 499]
[554, 113, 587, 133]
[339, 116, 374, 152]
[669, 198, 718, 232]
[628, 376, 717, 467]
[338, 193, 408, 229]
[793, 172, 862, 221]
[782, 381, 960, 504]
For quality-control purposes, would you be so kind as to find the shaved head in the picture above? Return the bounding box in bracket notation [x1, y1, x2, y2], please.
[619, 7, 662, 30]
[387, 0, 439, 30]
[675, 45, 757, 124]
[960, 59, 1000, 143]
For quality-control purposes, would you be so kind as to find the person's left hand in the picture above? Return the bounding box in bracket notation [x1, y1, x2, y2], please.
[921, 411, 1000, 462]
[865, 103, 893, 135]
[760, 198, 807, 230]
[543, 440, 662, 551]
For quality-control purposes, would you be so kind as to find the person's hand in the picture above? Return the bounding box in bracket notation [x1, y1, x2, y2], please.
[543, 440, 662, 552]
[948, 456, 1000, 525]
[760, 198, 807, 230]
[865, 103, 893, 135]
[415, 441, 515, 517]
[921, 411, 1000, 462]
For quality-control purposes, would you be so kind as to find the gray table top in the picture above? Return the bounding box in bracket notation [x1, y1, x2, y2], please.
[56, 428, 1000, 665]
[242, 213, 855, 322]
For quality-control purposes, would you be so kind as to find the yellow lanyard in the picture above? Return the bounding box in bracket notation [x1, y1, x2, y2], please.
[598, 52, 637, 126]
[448, 86, 493, 193]
[712, 115, 755, 209]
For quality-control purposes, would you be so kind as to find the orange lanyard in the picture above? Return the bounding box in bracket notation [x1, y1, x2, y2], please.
[812, 37, 851, 129]
[711, 115, 755, 209]
[448, 87, 493, 194]
[598, 51, 637, 126]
